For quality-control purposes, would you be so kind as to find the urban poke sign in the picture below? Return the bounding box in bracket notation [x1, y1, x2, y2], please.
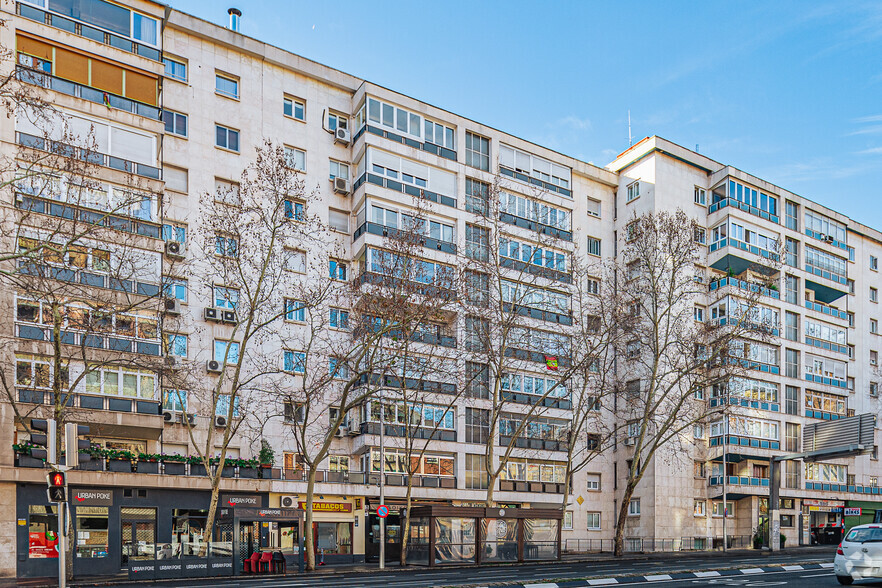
[845, 507, 862, 516]
[377, 505, 389, 518]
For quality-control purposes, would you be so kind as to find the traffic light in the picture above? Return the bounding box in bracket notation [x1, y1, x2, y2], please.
[30, 418, 56, 464]
[47, 470, 66, 502]
[64, 423, 90, 468]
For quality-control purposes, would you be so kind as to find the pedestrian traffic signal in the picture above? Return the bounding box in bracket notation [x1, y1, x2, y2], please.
[47, 470, 66, 503]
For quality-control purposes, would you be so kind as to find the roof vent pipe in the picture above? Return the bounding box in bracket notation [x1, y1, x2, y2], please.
[227, 8, 241, 32]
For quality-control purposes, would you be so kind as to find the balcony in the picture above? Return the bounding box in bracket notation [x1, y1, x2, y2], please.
[16, 132, 161, 180]
[709, 435, 780, 450]
[505, 347, 572, 371]
[709, 239, 779, 277]
[359, 422, 457, 442]
[16, 323, 161, 356]
[354, 124, 457, 162]
[355, 372, 457, 395]
[709, 396, 780, 413]
[708, 276, 780, 300]
[805, 228, 849, 253]
[353, 172, 456, 209]
[282, 469, 456, 489]
[353, 221, 457, 254]
[804, 300, 848, 321]
[499, 435, 568, 452]
[803, 371, 848, 390]
[502, 302, 573, 326]
[499, 479, 567, 494]
[805, 482, 882, 495]
[500, 390, 572, 410]
[804, 336, 849, 356]
[708, 196, 779, 224]
[499, 257, 572, 285]
[499, 211, 573, 242]
[355, 270, 457, 300]
[16, 389, 161, 415]
[17, 1, 161, 61]
[15, 260, 161, 296]
[499, 166, 572, 198]
[709, 475, 770, 488]
[16, 66, 160, 120]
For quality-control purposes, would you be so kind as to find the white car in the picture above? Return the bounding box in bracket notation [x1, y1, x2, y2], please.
[834, 523, 882, 584]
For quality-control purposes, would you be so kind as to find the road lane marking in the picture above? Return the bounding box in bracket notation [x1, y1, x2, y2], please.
[800, 573, 831, 577]
[695, 571, 722, 577]
[525, 583, 559, 588]
[820, 562, 834, 568]
[781, 565, 804, 571]
[587, 579, 619, 586]
[740, 568, 764, 574]
[645, 574, 672, 581]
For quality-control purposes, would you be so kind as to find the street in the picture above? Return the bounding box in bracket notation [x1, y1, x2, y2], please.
[55, 548, 853, 588]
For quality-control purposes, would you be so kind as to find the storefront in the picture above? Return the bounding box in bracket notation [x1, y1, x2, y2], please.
[803, 499, 844, 545]
[844, 500, 882, 533]
[364, 499, 452, 562]
[270, 494, 363, 564]
[15, 483, 273, 579]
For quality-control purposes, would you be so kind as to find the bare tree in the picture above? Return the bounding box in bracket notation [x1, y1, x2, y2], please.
[610, 210, 780, 556]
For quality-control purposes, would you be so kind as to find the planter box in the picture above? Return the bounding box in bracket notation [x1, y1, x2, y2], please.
[238, 467, 259, 479]
[108, 459, 133, 473]
[259, 466, 272, 479]
[79, 458, 103, 471]
[137, 461, 159, 474]
[189, 464, 207, 477]
[163, 461, 186, 475]
[17, 454, 44, 468]
[221, 466, 236, 478]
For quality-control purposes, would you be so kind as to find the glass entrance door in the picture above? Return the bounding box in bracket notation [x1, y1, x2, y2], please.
[121, 507, 156, 567]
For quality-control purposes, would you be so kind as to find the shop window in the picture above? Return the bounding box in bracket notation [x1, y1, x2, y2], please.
[315, 522, 352, 555]
[780, 514, 794, 527]
[172, 509, 207, 557]
[75, 506, 108, 558]
[29, 505, 59, 559]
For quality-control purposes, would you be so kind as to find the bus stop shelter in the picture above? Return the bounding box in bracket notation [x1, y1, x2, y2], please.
[405, 505, 561, 566]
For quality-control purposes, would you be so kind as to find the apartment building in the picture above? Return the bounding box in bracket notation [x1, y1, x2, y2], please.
[0, 0, 879, 581]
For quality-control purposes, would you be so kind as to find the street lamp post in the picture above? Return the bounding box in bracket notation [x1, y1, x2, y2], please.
[379, 388, 385, 570]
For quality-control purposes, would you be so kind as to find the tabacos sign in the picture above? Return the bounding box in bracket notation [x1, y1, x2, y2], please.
[71, 489, 113, 505]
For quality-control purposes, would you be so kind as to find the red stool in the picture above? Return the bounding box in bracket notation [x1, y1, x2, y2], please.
[259, 551, 273, 573]
[243, 552, 260, 573]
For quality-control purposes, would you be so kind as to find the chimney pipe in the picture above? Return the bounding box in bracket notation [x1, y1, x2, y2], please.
[227, 8, 241, 32]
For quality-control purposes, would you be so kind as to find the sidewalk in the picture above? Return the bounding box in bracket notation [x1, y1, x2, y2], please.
[0, 545, 834, 587]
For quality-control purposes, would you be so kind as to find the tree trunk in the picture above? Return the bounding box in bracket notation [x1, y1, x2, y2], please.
[304, 467, 317, 571]
[199, 469, 221, 557]
[561, 468, 572, 510]
[399, 479, 414, 566]
[485, 472, 498, 507]
[613, 481, 637, 557]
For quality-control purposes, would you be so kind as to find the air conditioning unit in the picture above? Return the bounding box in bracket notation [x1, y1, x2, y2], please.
[165, 355, 180, 368]
[333, 177, 350, 195]
[204, 307, 221, 322]
[164, 298, 182, 315]
[624, 437, 636, 446]
[206, 359, 222, 373]
[221, 310, 237, 324]
[335, 427, 348, 437]
[826, 235, 835, 243]
[164, 240, 185, 259]
[162, 410, 179, 423]
[214, 415, 228, 428]
[334, 127, 351, 145]
[185, 413, 196, 426]
[280, 495, 298, 508]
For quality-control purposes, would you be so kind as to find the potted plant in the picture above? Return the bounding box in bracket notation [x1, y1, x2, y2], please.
[136, 452, 161, 474]
[779, 533, 786, 549]
[187, 455, 207, 476]
[13, 442, 44, 468]
[78, 446, 103, 471]
[161, 453, 187, 476]
[215, 457, 236, 478]
[106, 449, 135, 473]
[238, 458, 260, 479]
[258, 441, 275, 479]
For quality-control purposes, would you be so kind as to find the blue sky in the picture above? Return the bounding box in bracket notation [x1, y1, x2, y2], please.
[174, 1, 882, 228]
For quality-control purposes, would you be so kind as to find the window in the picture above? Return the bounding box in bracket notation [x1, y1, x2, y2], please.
[213, 286, 239, 309]
[785, 460, 799, 489]
[28, 504, 58, 559]
[283, 249, 306, 273]
[330, 160, 349, 181]
[283, 350, 306, 374]
[873, 288, 879, 303]
[693, 227, 706, 245]
[785, 348, 799, 378]
[694, 501, 706, 516]
[328, 112, 347, 131]
[465, 224, 489, 261]
[162, 389, 187, 412]
[465, 454, 488, 489]
[164, 166, 188, 193]
[465, 132, 489, 171]
[563, 511, 573, 531]
[804, 462, 847, 483]
[586, 236, 601, 257]
[586, 278, 599, 295]
[806, 245, 847, 281]
[329, 259, 348, 281]
[215, 125, 239, 152]
[785, 311, 799, 341]
[586, 512, 601, 530]
[465, 178, 489, 216]
[871, 382, 879, 398]
[283, 96, 305, 121]
[499, 192, 571, 231]
[872, 256, 879, 271]
[626, 181, 640, 202]
[694, 461, 706, 478]
[15, 355, 67, 390]
[873, 319, 879, 334]
[216, 394, 240, 418]
[694, 424, 705, 439]
[785, 237, 798, 267]
[693, 306, 704, 322]
[284, 146, 306, 171]
[329, 209, 349, 233]
[628, 499, 640, 516]
[785, 386, 799, 415]
[499, 237, 567, 272]
[785, 422, 800, 452]
[499, 144, 571, 190]
[162, 223, 187, 245]
[785, 200, 799, 231]
[585, 473, 601, 491]
[164, 334, 187, 357]
[284, 199, 305, 221]
[330, 308, 349, 329]
[85, 366, 156, 398]
[464, 315, 488, 352]
[712, 502, 734, 517]
[465, 407, 489, 444]
[284, 299, 305, 322]
[215, 74, 239, 99]
[163, 57, 187, 82]
[587, 198, 601, 218]
[163, 277, 187, 302]
[213, 340, 239, 364]
[162, 110, 187, 137]
[626, 341, 640, 359]
[848, 312, 855, 327]
[872, 351, 878, 366]
[694, 187, 706, 205]
[329, 455, 349, 471]
[785, 275, 799, 305]
[214, 178, 240, 205]
[328, 357, 348, 379]
[424, 118, 455, 150]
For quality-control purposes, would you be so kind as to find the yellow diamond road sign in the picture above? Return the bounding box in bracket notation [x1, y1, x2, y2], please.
[576, 495, 584, 505]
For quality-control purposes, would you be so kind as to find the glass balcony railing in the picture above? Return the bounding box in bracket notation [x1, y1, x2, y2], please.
[16, 132, 161, 180]
[709, 276, 780, 299]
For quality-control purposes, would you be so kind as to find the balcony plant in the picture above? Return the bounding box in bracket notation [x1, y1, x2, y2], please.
[105, 448, 135, 473]
[13, 442, 44, 468]
[160, 453, 187, 475]
[258, 441, 275, 479]
[136, 452, 161, 474]
[188, 455, 207, 476]
[237, 457, 260, 479]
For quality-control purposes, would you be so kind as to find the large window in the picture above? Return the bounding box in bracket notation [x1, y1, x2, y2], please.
[722, 179, 778, 217]
[465, 178, 489, 215]
[510, 327, 571, 357]
[465, 407, 489, 443]
[465, 132, 489, 171]
[716, 377, 778, 403]
[804, 389, 847, 416]
[805, 210, 846, 243]
[710, 415, 779, 441]
[366, 400, 454, 429]
[363, 247, 455, 287]
[501, 372, 568, 399]
[501, 280, 570, 315]
[499, 144, 571, 190]
[215, 125, 239, 152]
[499, 237, 567, 272]
[728, 339, 778, 367]
[465, 454, 488, 489]
[85, 366, 156, 398]
[465, 224, 489, 261]
[499, 191, 571, 232]
[805, 318, 847, 349]
[499, 414, 568, 442]
[805, 462, 846, 483]
[45, 0, 158, 45]
[75, 506, 108, 558]
[364, 97, 421, 139]
[499, 458, 566, 483]
[28, 505, 58, 559]
[805, 246, 847, 282]
[424, 118, 455, 150]
[804, 352, 847, 385]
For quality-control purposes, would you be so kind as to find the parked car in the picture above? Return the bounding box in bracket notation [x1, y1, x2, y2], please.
[833, 524, 882, 584]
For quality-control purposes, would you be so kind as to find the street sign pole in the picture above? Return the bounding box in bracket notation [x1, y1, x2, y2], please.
[58, 500, 66, 588]
[379, 388, 385, 570]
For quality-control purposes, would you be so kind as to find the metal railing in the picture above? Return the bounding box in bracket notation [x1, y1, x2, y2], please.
[16, 132, 161, 179]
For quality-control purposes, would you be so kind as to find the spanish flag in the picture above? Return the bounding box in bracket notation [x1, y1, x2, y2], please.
[544, 355, 559, 371]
